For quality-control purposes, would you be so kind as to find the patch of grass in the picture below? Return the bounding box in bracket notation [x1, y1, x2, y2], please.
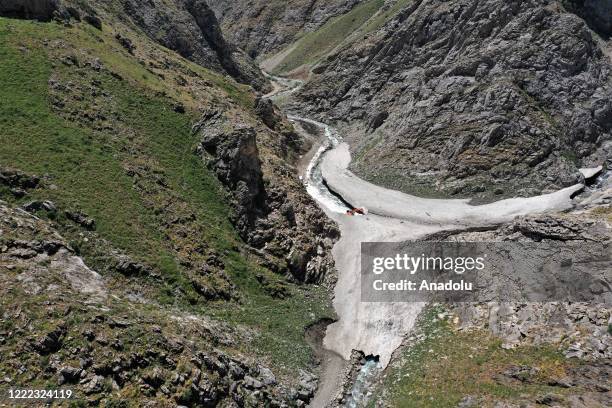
[273, 0, 385, 74]
[356, 0, 414, 36]
[561, 150, 579, 165]
[370, 307, 578, 407]
[590, 206, 612, 223]
[0, 19, 231, 284]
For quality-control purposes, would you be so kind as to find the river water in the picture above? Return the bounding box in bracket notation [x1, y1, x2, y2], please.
[263, 74, 383, 406]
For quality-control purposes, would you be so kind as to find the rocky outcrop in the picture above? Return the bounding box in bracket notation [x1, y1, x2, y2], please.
[417, 209, 612, 407]
[195, 109, 267, 238]
[0, 167, 40, 198]
[0, 201, 107, 302]
[193, 108, 339, 283]
[294, 0, 612, 200]
[208, 0, 363, 59]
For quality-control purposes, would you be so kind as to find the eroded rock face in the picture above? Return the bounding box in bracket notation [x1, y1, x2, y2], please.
[193, 108, 339, 283]
[295, 0, 612, 200]
[117, 0, 270, 92]
[208, 0, 363, 58]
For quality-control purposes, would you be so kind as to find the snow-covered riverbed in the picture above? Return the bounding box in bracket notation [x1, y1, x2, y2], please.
[265, 72, 585, 407]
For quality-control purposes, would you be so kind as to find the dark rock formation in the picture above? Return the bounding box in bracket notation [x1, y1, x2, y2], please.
[22, 200, 57, 214]
[33, 324, 67, 354]
[0, 0, 59, 21]
[0, 167, 39, 189]
[254, 97, 280, 129]
[294, 0, 612, 200]
[563, 0, 612, 37]
[65, 210, 96, 230]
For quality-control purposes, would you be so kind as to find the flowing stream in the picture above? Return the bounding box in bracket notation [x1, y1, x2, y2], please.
[287, 115, 382, 408]
[263, 73, 384, 405]
[288, 115, 349, 214]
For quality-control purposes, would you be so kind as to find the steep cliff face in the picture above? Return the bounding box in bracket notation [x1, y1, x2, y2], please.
[193, 106, 339, 284]
[117, 0, 270, 92]
[294, 0, 612, 200]
[208, 0, 364, 59]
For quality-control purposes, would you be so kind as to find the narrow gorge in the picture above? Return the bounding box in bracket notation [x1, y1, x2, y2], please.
[0, 0, 610, 407]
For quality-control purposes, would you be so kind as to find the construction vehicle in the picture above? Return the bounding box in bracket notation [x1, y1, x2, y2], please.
[345, 207, 367, 216]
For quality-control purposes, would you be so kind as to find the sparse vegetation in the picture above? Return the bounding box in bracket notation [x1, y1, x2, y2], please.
[273, 0, 385, 74]
[369, 307, 583, 407]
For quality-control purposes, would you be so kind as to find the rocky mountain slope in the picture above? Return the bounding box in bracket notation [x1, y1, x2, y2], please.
[370, 207, 611, 407]
[207, 0, 365, 60]
[0, 0, 271, 91]
[291, 0, 612, 200]
[0, 1, 338, 405]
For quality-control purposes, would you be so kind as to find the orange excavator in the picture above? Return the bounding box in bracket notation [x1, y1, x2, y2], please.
[345, 207, 366, 216]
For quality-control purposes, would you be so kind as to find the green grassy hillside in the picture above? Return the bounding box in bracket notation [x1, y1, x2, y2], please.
[0, 15, 333, 398]
[270, 0, 415, 75]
